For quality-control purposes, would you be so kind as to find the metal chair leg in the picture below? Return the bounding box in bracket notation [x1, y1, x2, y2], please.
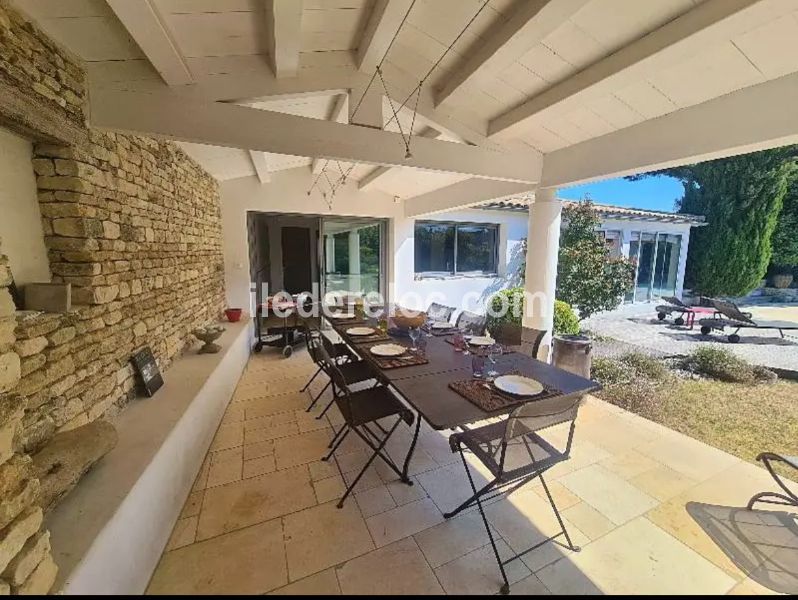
[301, 366, 322, 392]
[306, 380, 331, 412]
[460, 449, 511, 595]
[539, 473, 580, 552]
[322, 427, 349, 462]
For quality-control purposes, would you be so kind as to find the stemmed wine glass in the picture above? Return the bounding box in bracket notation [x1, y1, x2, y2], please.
[408, 326, 420, 353]
[486, 343, 502, 381]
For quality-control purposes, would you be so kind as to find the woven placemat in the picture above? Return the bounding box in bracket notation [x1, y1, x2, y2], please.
[443, 339, 514, 355]
[367, 348, 429, 370]
[328, 317, 368, 326]
[347, 330, 391, 344]
[449, 376, 559, 412]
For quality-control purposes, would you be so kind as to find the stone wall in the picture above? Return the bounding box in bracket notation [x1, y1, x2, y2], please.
[0, 1, 226, 593]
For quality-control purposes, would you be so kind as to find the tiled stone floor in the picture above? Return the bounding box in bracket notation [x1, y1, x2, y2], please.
[147, 348, 797, 595]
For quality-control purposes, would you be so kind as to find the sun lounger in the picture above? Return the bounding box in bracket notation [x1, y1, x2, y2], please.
[655, 296, 715, 329]
[698, 299, 798, 343]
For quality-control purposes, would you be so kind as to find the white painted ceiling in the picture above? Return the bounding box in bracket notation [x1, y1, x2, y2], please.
[15, 0, 798, 198]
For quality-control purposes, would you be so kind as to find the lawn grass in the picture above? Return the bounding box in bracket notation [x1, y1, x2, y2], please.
[654, 379, 798, 468]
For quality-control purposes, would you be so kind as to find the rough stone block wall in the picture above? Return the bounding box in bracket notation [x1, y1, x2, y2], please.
[0, 1, 226, 593]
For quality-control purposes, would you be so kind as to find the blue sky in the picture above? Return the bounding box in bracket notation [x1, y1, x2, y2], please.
[557, 175, 685, 213]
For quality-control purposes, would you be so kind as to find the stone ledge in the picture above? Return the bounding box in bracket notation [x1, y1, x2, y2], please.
[44, 321, 251, 594]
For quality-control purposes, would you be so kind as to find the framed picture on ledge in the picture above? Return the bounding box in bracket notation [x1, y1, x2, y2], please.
[131, 346, 164, 397]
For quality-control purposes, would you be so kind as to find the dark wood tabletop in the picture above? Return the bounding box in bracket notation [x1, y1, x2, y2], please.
[328, 318, 601, 431]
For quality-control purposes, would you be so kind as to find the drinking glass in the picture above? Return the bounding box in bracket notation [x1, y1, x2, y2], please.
[453, 330, 464, 353]
[416, 333, 428, 356]
[486, 344, 502, 381]
[409, 327, 420, 352]
[471, 353, 485, 379]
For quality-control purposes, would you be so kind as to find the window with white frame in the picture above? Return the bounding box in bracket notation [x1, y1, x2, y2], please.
[414, 221, 499, 276]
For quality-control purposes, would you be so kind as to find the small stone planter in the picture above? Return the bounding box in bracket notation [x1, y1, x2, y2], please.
[772, 274, 794, 289]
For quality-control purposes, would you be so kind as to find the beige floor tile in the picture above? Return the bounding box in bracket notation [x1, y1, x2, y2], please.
[511, 574, 552, 595]
[283, 501, 375, 582]
[148, 519, 287, 595]
[165, 516, 198, 551]
[180, 491, 204, 519]
[385, 477, 428, 506]
[534, 480, 581, 511]
[342, 465, 385, 494]
[222, 405, 245, 424]
[245, 393, 309, 420]
[562, 502, 616, 542]
[206, 454, 243, 488]
[366, 497, 444, 548]
[243, 455, 276, 479]
[243, 440, 274, 461]
[244, 422, 300, 445]
[520, 538, 582, 574]
[274, 429, 334, 470]
[336, 537, 443, 595]
[268, 569, 341, 596]
[536, 517, 737, 595]
[210, 446, 243, 465]
[485, 489, 589, 558]
[559, 464, 659, 526]
[295, 409, 332, 434]
[244, 411, 297, 432]
[579, 411, 658, 455]
[210, 422, 244, 452]
[355, 486, 396, 519]
[636, 433, 740, 483]
[308, 459, 339, 482]
[415, 462, 493, 516]
[414, 510, 497, 569]
[727, 576, 783, 595]
[192, 458, 210, 493]
[631, 464, 699, 502]
[600, 450, 660, 480]
[314, 475, 346, 504]
[234, 376, 312, 401]
[434, 539, 531, 595]
[197, 468, 316, 541]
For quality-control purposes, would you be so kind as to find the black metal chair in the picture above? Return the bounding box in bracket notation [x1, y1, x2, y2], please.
[312, 333, 414, 508]
[520, 327, 547, 360]
[489, 323, 547, 359]
[426, 302, 456, 324]
[455, 310, 488, 336]
[747, 453, 798, 511]
[447, 394, 584, 595]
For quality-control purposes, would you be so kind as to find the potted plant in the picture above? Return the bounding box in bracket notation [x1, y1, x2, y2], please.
[772, 266, 794, 289]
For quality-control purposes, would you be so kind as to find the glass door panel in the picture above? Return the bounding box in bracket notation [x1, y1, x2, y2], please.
[321, 219, 384, 301]
[652, 234, 681, 298]
[635, 233, 657, 302]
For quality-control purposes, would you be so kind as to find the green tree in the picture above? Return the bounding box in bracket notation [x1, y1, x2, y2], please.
[556, 201, 636, 320]
[771, 177, 798, 269]
[629, 147, 797, 296]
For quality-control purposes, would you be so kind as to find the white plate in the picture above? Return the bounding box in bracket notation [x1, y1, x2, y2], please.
[330, 313, 356, 319]
[431, 322, 453, 330]
[370, 344, 407, 357]
[468, 336, 495, 347]
[347, 327, 375, 336]
[493, 375, 544, 397]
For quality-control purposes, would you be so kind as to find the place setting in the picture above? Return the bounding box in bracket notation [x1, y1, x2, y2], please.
[344, 325, 390, 344]
[366, 339, 430, 369]
[449, 369, 558, 412]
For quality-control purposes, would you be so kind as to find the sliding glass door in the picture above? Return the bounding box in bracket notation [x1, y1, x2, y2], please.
[627, 231, 683, 302]
[321, 218, 385, 299]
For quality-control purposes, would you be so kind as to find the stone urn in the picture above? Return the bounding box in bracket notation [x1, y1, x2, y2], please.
[193, 325, 226, 354]
[772, 273, 794, 289]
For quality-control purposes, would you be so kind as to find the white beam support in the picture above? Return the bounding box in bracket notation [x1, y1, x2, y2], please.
[404, 179, 536, 218]
[249, 151, 271, 184]
[436, 0, 590, 107]
[359, 127, 444, 191]
[90, 89, 542, 183]
[313, 93, 349, 174]
[489, 0, 788, 138]
[106, 0, 193, 86]
[542, 71, 798, 188]
[267, 0, 304, 78]
[356, 0, 414, 72]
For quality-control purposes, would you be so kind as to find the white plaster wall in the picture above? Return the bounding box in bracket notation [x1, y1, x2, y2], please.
[0, 127, 50, 285]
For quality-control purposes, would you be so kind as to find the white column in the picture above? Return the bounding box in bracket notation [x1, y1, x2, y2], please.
[523, 188, 562, 362]
[348, 229, 361, 293]
[325, 235, 335, 273]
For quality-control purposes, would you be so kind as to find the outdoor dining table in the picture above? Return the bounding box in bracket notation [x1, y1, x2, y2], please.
[326, 316, 601, 484]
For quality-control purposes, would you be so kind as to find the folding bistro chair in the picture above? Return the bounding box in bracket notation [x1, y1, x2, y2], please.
[455, 310, 488, 336]
[488, 323, 547, 360]
[447, 394, 583, 595]
[747, 453, 798, 511]
[426, 302, 456, 324]
[312, 333, 414, 508]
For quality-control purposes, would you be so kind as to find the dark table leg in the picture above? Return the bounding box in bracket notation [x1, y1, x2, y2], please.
[401, 413, 422, 485]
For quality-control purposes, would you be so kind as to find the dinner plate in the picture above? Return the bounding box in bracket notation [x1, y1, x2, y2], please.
[370, 343, 407, 357]
[431, 322, 453, 330]
[468, 336, 495, 347]
[347, 327, 375, 336]
[493, 375, 544, 397]
[330, 312, 356, 319]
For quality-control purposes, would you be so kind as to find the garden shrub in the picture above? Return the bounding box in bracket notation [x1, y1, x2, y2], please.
[486, 287, 580, 335]
[620, 352, 669, 382]
[681, 346, 777, 384]
[591, 353, 671, 417]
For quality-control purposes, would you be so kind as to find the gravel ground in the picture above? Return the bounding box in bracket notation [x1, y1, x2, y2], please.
[582, 302, 798, 370]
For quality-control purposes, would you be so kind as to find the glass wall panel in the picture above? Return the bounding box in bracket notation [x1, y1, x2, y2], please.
[652, 234, 682, 298]
[635, 233, 657, 302]
[322, 220, 383, 298]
